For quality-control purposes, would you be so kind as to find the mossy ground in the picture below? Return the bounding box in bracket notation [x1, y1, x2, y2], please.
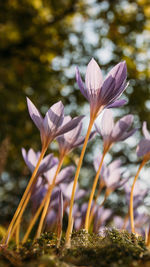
[1, 229, 150, 267]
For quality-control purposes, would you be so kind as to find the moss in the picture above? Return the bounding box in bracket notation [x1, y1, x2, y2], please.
[62, 228, 149, 267]
[1, 229, 150, 267]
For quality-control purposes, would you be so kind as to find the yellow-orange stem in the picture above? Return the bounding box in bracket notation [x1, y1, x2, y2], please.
[16, 218, 21, 249]
[7, 191, 31, 244]
[22, 185, 52, 244]
[130, 159, 146, 233]
[36, 156, 64, 238]
[88, 185, 103, 227]
[85, 151, 106, 231]
[65, 118, 94, 247]
[2, 146, 47, 245]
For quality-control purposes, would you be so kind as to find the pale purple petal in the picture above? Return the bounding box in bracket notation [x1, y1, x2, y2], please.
[100, 62, 127, 106]
[99, 76, 116, 102]
[117, 128, 137, 141]
[43, 101, 64, 134]
[99, 109, 114, 139]
[44, 165, 58, 184]
[22, 148, 35, 172]
[136, 138, 150, 157]
[85, 58, 103, 92]
[72, 130, 96, 149]
[74, 188, 86, 200]
[93, 154, 106, 176]
[107, 61, 127, 89]
[61, 181, 84, 201]
[61, 181, 74, 199]
[105, 169, 121, 187]
[94, 123, 101, 135]
[46, 209, 57, 229]
[106, 99, 127, 109]
[63, 122, 83, 146]
[55, 166, 75, 184]
[27, 97, 43, 131]
[113, 216, 124, 229]
[38, 153, 53, 175]
[61, 115, 72, 126]
[76, 67, 89, 100]
[108, 159, 121, 173]
[142, 122, 150, 140]
[57, 115, 84, 136]
[112, 114, 134, 141]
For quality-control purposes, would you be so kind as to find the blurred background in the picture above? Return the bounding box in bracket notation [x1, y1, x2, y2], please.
[0, 0, 150, 228]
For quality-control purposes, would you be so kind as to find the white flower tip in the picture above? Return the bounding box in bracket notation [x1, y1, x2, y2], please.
[21, 147, 26, 156]
[88, 57, 99, 67]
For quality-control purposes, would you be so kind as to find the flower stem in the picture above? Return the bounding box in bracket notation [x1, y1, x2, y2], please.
[7, 190, 31, 244]
[146, 227, 150, 247]
[22, 186, 52, 244]
[130, 159, 146, 233]
[88, 185, 103, 228]
[36, 156, 64, 238]
[16, 217, 21, 249]
[65, 118, 94, 247]
[85, 151, 106, 231]
[2, 146, 47, 245]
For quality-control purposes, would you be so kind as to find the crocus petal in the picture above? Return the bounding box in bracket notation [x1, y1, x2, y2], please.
[38, 153, 53, 175]
[76, 67, 89, 100]
[57, 115, 84, 136]
[107, 61, 127, 90]
[100, 62, 127, 103]
[136, 138, 150, 157]
[73, 130, 96, 148]
[142, 122, 150, 140]
[117, 128, 137, 141]
[93, 154, 106, 176]
[106, 99, 127, 109]
[27, 97, 43, 131]
[105, 169, 121, 187]
[24, 148, 37, 172]
[22, 148, 34, 172]
[112, 114, 134, 141]
[63, 122, 83, 145]
[85, 58, 103, 92]
[43, 101, 64, 135]
[44, 165, 58, 184]
[55, 166, 75, 184]
[46, 209, 57, 229]
[108, 159, 121, 173]
[98, 109, 114, 139]
[61, 181, 83, 200]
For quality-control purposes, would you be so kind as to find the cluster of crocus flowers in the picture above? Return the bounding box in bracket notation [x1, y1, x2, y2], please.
[2, 57, 150, 249]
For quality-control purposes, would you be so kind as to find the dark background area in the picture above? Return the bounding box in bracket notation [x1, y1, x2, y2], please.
[0, 0, 150, 226]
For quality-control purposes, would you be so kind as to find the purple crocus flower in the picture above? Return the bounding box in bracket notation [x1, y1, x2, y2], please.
[27, 98, 84, 149]
[31, 165, 75, 213]
[44, 164, 75, 185]
[76, 58, 127, 119]
[93, 207, 112, 233]
[113, 212, 149, 237]
[94, 156, 128, 193]
[136, 122, 150, 159]
[125, 181, 148, 209]
[95, 109, 136, 152]
[22, 148, 58, 177]
[57, 117, 96, 157]
[60, 180, 86, 201]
